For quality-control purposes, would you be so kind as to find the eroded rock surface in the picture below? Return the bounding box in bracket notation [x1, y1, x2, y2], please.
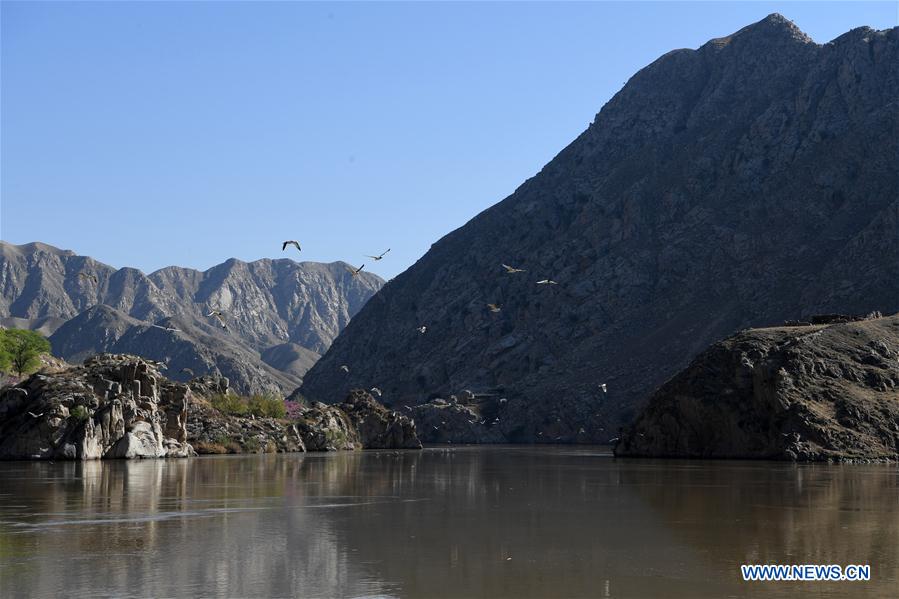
[0, 354, 193, 459]
[615, 315, 899, 461]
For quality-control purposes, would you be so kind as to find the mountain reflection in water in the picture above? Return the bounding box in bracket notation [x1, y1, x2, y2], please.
[0, 447, 896, 598]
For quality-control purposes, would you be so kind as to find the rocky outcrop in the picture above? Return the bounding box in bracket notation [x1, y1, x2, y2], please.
[294, 390, 422, 450]
[339, 390, 421, 449]
[0, 357, 423, 459]
[0, 354, 194, 460]
[299, 15, 899, 439]
[294, 402, 359, 451]
[615, 314, 899, 461]
[186, 398, 306, 455]
[0, 241, 383, 394]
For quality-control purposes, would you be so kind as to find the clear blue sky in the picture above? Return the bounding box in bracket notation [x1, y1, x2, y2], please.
[2, 2, 895, 279]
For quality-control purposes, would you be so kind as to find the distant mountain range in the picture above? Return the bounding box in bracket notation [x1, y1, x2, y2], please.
[298, 14, 899, 441]
[0, 241, 383, 394]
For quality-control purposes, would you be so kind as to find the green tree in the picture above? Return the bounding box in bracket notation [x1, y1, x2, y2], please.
[0, 329, 51, 377]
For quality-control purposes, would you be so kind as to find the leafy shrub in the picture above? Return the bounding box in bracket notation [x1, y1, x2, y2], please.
[0, 329, 51, 377]
[209, 394, 248, 416]
[285, 400, 304, 419]
[247, 395, 286, 419]
[209, 393, 286, 419]
[70, 405, 90, 422]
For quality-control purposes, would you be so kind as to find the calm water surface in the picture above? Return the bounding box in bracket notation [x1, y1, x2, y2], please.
[0, 447, 896, 598]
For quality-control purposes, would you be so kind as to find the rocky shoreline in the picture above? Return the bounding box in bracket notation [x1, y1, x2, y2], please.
[0, 354, 421, 460]
[615, 315, 899, 462]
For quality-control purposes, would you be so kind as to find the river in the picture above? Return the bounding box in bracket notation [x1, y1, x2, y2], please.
[0, 447, 896, 597]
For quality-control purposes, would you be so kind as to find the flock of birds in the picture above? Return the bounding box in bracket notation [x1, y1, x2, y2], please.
[72, 239, 609, 416]
[333, 257, 609, 401]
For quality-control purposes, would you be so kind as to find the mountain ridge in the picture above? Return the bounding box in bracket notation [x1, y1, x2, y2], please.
[298, 15, 899, 441]
[0, 240, 384, 394]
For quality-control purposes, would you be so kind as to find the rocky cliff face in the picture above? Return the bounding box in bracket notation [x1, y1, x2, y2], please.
[615, 314, 899, 461]
[299, 15, 899, 440]
[0, 354, 194, 459]
[0, 241, 383, 394]
[0, 356, 421, 459]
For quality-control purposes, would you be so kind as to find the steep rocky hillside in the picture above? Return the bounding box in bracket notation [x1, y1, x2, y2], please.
[299, 15, 899, 440]
[0, 241, 383, 393]
[615, 314, 899, 460]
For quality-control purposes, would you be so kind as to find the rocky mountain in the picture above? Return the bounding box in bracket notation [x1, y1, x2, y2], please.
[299, 15, 899, 441]
[0, 241, 383, 393]
[615, 314, 899, 461]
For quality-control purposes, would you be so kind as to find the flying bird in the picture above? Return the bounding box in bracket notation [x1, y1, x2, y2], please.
[487, 303, 502, 313]
[370, 387, 382, 397]
[27, 412, 44, 418]
[536, 279, 558, 285]
[147, 360, 168, 370]
[346, 264, 365, 277]
[501, 264, 526, 274]
[599, 383, 608, 393]
[151, 324, 180, 332]
[180, 368, 195, 377]
[282, 240, 301, 252]
[416, 326, 427, 334]
[340, 365, 350, 373]
[366, 249, 391, 261]
[206, 310, 227, 329]
[78, 272, 98, 284]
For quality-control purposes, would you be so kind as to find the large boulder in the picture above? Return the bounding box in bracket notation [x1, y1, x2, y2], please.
[0, 354, 194, 460]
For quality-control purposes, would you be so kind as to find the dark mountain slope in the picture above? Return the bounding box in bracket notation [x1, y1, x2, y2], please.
[299, 15, 899, 441]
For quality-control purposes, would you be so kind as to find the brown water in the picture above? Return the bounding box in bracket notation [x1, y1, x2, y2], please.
[0, 447, 896, 598]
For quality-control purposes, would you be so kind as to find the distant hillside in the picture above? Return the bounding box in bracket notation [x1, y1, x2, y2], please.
[0, 241, 383, 394]
[299, 15, 899, 440]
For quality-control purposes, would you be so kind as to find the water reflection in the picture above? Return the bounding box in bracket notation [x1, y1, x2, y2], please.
[0, 449, 895, 598]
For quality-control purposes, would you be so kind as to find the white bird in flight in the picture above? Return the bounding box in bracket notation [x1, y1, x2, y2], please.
[370, 387, 382, 397]
[206, 310, 227, 329]
[417, 326, 427, 334]
[346, 264, 365, 277]
[180, 368, 195, 377]
[366, 249, 391, 261]
[487, 303, 502, 313]
[151, 324, 180, 332]
[599, 383, 608, 393]
[282, 240, 301, 252]
[340, 365, 350, 373]
[27, 412, 44, 418]
[536, 279, 558, 285]
[501, 264, 526, 274]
